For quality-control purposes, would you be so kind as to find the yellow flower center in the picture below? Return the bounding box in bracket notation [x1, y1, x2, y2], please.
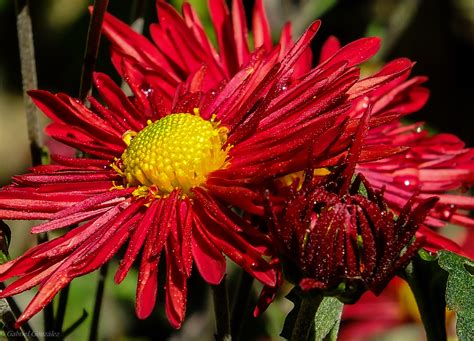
[117, 111, 230, 196]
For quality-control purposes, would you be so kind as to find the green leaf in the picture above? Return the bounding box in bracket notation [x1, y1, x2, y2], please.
[281, 288, 343, 341]
[404, 250, 448, 341]
[313, 297, 343, 341]
[438, 250, 474, 341]
[281, 288, 303, 339]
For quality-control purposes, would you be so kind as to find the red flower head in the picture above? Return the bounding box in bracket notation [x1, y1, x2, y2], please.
[269, 171, 437, 299]
[0, 0, 391, 330]
[357, 121, 474, 256]
[1, 0, 471, 330]
[263, 117, 438, 303]
[317, 37, 474, 255]
[102, 0, 474, 256]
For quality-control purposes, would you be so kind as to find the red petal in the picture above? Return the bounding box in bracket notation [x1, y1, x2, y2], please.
[164, 245, 187, 329]
[192, 218, 226, 285]
[232, 0, 250, 67]
[319, 35, 341, 64]
[252, 0, 272, 51]
[320, 37, 381, 69]
[115, 200, 160, 283]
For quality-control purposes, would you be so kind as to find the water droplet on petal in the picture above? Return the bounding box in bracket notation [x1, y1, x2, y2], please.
[441, 204, 457, 220]
[140, 84, 153, 98]
[393, 169, 420, 191]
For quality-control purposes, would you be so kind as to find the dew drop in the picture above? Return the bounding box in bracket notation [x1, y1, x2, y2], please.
[140, 84, 153, 98]
[394, 176, 420, 191]
[393, 170, 420, 191]
[441, 204, 457, 220]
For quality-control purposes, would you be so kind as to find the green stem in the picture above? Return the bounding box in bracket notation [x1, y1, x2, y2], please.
[290, 294, 323, 341]
[79, 0, 109, 100]
[0, 283, 38, 341]
[14, 2, 51, 331]
[33, 233, 55, 334]
[129, 0, 147, 33]
[230, 271, 254, 340]
[89, 264, 109, 341]
[212, 276, 231, 341]
[53, 284, 71, 338]
[61, 309, 88, 339]
[404, 257, 448, 341]
[14, 0, 44, 166]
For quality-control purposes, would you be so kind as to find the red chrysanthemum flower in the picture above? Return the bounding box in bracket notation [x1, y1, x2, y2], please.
[263, 116, 438, 303]
[357, 122, 474, 254]
[317, 36, 474, 255]
[270, 172, 436, 297]
[0, 1, 396, 329]
[103, 0, 474, 256]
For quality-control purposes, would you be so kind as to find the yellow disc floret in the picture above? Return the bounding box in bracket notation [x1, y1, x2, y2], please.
[118, 112, 230, 196]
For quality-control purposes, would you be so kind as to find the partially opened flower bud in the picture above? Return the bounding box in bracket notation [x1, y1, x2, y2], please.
[266, 169, 438, 302]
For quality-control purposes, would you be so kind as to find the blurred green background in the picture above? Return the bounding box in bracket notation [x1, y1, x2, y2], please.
[0, 0, 472, 340]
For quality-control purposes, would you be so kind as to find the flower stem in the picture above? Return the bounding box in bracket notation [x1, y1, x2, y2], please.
[88, 264, 109, 341]
[230, 270, 254, 340]
[53, 284, 71, 337]
[0, 283, 38, 341]
[34, 233, 55, 334]
[14, 0, 44, 166]
[129, 0, 147, 33]
[290, 294, 323, 341]
[79, 0, 109, 100]
[211, 276, 231, 341]
[14, 2, 52, 329]
[61, 309, 88, 339]
[404, 256, 448, 341]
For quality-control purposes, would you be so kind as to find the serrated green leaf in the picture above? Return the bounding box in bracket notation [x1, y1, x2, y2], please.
[438, 250, 474, 341]
[314, 297, 343, 341]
